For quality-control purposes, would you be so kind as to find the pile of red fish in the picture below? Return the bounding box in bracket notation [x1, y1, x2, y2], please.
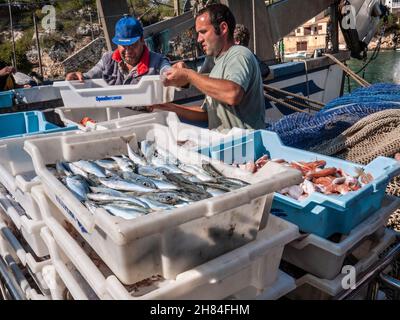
[237, 155, 374, 201]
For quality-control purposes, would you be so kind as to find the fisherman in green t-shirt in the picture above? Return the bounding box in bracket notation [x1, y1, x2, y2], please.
[151, 3, 265, 132]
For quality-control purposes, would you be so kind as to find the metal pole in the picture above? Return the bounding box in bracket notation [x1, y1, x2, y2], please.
[8, 0, 17, 70]
[330, 1, 339, 53]
[174, 0, 181, 16]
[88, 6, 95, 41]
[33, 14, 44, 77]
[252, 0, 257, 54]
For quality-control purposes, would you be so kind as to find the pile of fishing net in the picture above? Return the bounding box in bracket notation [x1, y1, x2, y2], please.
[268, 83, 400, 150]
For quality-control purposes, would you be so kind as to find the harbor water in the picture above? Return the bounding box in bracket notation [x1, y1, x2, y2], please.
[345, 50, 400, 92]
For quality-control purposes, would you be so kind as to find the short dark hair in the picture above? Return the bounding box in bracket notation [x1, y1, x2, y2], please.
[234, 24, 250, 47]
[196, 3, 236, 40]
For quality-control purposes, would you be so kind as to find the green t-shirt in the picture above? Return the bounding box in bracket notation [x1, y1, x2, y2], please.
[202, 45, 265, 131]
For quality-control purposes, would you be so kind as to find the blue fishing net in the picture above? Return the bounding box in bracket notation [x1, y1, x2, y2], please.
[268, 83, 400, 149]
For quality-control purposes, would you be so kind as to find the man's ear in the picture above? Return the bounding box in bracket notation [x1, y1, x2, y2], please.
[219, 21, 229, 37]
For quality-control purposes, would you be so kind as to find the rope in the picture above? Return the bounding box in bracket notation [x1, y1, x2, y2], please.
[311, 109, 400, 165]
[263, 92, 308, 113]
[324, 53, 370, 87]
[264, 85, 325, 107]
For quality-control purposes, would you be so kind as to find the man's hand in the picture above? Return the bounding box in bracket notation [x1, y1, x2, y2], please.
[163, 68, 190, 87]
[172, 61, 188, 69]
[65, 72, 84, 82]
[0, 66, 15, 77]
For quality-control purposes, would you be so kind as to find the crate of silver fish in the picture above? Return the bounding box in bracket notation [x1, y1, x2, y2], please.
[23, 123, 301, 285]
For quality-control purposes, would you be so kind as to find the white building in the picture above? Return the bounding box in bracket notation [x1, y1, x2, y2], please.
[385, 0, 400, 13]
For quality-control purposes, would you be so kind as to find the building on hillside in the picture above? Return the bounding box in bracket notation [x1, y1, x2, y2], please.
[384, 0, 400, 16]
[283, 11, 346, 57]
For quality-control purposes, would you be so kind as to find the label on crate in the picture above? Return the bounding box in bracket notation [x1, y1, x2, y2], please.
[95, 95, 123, 102]
[55, 195, 88, 234]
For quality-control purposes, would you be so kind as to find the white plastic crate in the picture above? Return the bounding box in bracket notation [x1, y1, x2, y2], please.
[40, 227, 102, 300]
[283, 195, 400, 280]
[228, 270, 296, 300]
[0, 187, 47, 257]
[53, 76, 175, 108]
[0, 208, 52, 300]
[287, 228, 398, 300]
[34, 195, 300, 300]
[25, 124, 302, 285]
[167, 120, 248, 149]
[55, 107, 177, 132]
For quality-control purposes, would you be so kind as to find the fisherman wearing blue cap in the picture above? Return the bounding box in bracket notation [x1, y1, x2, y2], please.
[66, 15, 171, 85]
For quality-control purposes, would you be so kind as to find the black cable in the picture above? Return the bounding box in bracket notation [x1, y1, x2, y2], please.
[355, 25, 386, 75]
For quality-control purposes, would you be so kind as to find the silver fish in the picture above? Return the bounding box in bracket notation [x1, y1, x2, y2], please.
[120, 136, 148, 166]
[65, 175, 90, 201]
[206, 187, 227, 197]
[85, 201, 98, 214]
[102, 204, 148, 220]
[110, 156, 135, 172]
[68, 162, 89, 178]
[155, 146, 179, 165]
[156, 164, 187, 175]
[95, 159, 119, 170]
[89, 187, 150, 208]
[217, 177, 249, 187]
[122, 172, 158, 190]
[163, 173, 211, 196]
[56, 161, 72, 176]
[73, 160, 106, 178]
[138, 166, 165, 179]
[99, 177, 155, 193]
[140, 140, 156, 162]
[202, 161, 223, 178]
[178, 163, 215, 182]
[147, 192, 181, 205]
[138, 197, 173, 211]
[150, 178, 179, 191]
[86, 193, 149, 208]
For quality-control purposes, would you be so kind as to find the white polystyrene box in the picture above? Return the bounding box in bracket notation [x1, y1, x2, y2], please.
[53, 76, 175, 108]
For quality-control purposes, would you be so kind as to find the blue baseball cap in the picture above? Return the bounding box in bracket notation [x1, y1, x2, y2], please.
[112, 16, 143, 46]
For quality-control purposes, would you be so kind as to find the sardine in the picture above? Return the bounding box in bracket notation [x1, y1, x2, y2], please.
[99, 177, 155, 193]
[122, 172, 158, 189]
[150, 178, 179, 191]
[86, 193, 149, 208]
[206, 187, 227, 197]
[89, 187, 150, 208]
[138, 197, 173, 210]
[147, 192, 181, 205]
[138, 166, 165, 179]
[156, 164, 187, 175]
[68, 162, 89, 179]
[163, 173, 211, 195]
[111, 156, 136, 172]
[73, 160, 106, 178]
[84, 201, 98, 214]
[65, 175, 90, 201]
[95, 159, 119, 170]
[56, 161, 72, 177]
[178, 163, 215, 182]
[102, 204, 148, 220]
[201, 161, 223, 178]
[140, 140, 156, 162]
[120, 136, 148, 166]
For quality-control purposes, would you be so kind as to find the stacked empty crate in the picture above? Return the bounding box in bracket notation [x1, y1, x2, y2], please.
[0, 110, 80, 299]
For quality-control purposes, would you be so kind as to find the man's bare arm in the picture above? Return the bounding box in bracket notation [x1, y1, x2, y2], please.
[164, 68, 244, 106]
[151, 103, 208, 122]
